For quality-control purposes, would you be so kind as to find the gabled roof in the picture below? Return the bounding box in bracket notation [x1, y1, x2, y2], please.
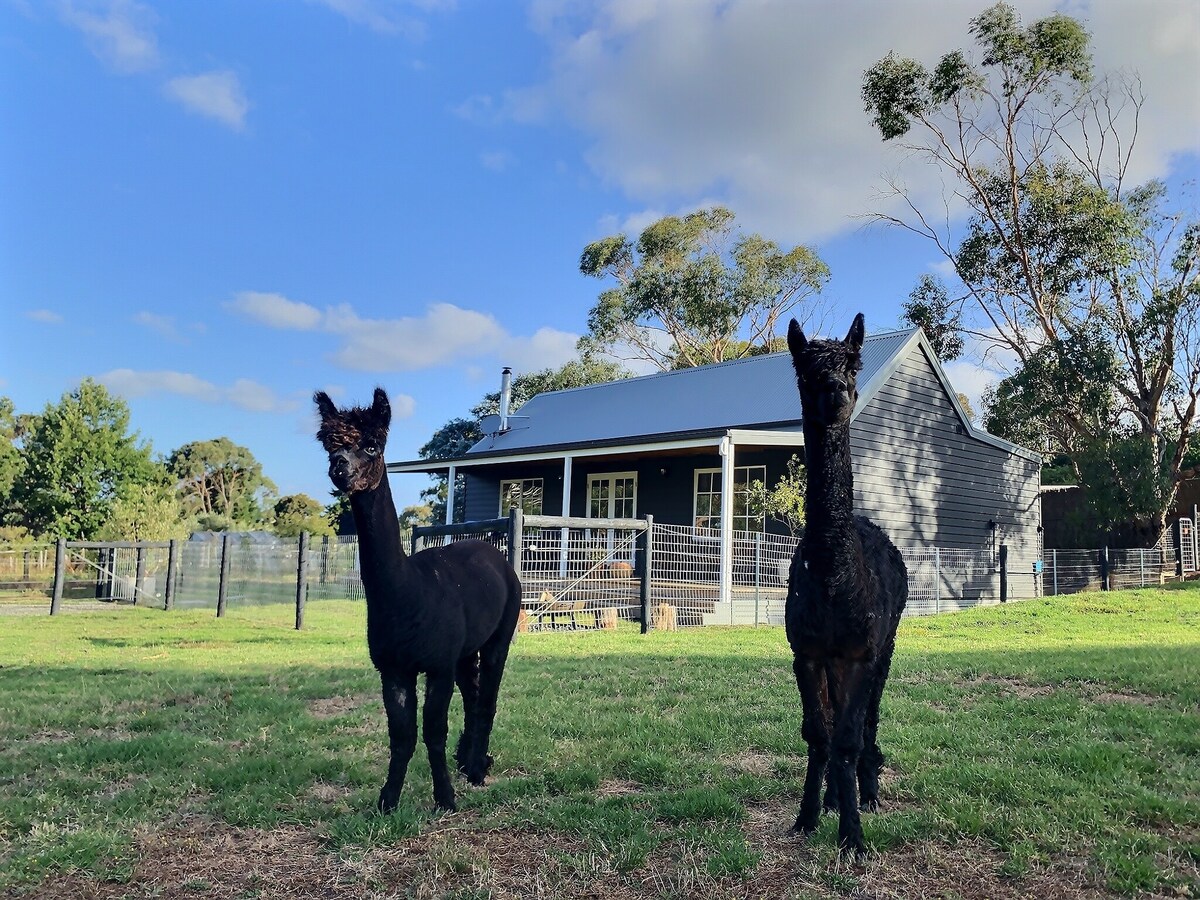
[468, 329, 915, 455]
[387, 326, 1039, 473]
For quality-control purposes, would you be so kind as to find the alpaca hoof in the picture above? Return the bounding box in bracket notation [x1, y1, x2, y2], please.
[435, 795, 457, 813]
[859, 797, 879, 813]
[838, 835, 867, 858]
[791, 814, 819, 835]
[377, 788, 399, 814]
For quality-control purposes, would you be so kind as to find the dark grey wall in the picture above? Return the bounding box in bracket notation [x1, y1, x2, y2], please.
[850, 344, 1042, 576]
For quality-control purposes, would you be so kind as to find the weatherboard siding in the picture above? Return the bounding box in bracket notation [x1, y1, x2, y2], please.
[851, 345, 1041, 596]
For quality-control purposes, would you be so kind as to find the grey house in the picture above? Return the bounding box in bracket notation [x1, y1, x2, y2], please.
[389, 327, 1043, 605]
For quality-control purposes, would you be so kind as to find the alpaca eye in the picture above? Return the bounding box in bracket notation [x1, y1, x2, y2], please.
[363, 445, 379, 457]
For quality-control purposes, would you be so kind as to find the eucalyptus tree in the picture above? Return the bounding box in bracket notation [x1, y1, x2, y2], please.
[578, 206, 830, 370]
[862, 2, 1199, 542]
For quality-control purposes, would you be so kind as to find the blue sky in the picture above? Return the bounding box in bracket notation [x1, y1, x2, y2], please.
[2, 0, 1198, 514]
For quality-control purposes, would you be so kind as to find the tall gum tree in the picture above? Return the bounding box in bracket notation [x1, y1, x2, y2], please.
[578, 206, 830, 371]
[862, 2, 1200, 543]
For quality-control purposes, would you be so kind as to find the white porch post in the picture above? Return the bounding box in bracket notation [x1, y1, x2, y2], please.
[560, 456, 573, 577]
[445, 464, 457, 525]
[719, 433, 734, 605]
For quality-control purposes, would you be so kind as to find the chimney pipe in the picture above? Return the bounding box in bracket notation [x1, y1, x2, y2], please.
[499, 367, 512, 433]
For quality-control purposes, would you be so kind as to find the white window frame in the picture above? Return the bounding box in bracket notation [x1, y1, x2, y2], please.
[693, 465, 766, 536]
[498, 478, 544, 516]
[585, 471, 638, 521]
[586, 471, 638, 562]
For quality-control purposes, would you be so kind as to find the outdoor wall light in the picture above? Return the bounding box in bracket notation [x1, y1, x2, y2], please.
[659, 467, 669, 477]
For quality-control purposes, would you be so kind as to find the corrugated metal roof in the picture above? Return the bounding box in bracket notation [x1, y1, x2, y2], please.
[467, 328, 917, 455]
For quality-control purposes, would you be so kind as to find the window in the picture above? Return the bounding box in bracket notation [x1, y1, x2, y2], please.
[693, 465, 766, 534]
[587, 472, 637, 520]
[499, 478, 543, 516]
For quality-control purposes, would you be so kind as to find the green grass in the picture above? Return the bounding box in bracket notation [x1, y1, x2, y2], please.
[0, 588, 1197, 897]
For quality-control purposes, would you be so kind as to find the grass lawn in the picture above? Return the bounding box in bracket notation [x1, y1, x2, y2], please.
[0, 587, 1197, 899]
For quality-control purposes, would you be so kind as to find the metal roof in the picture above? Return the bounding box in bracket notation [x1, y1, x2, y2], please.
[467, 328, 917, 455]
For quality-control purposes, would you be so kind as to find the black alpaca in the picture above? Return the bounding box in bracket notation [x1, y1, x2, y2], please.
[315, 388, 522, 813]
[784, 314, 908, 854]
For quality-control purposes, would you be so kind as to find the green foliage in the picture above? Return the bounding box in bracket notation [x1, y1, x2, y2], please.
[577, 206, 829, 370]
[12, 379, 159, 540]
[323, 493, 353, 535]
[398, 503, 432, 548]
[983, 332, 1121, 451]
[862, 3, 1089, 139]
[167, 437, 276, 527]
[902, 275, 964, 361]
[746, 454, 807, 536]
[97, 480, 188, 542]
[0, 397, 24, 520]
[863, 2, 1200, 542]
[271, 493, 333, 538]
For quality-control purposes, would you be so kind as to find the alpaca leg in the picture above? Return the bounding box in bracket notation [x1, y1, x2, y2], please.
[423, 671, 458, 811]
[792, 656, 831, 834]
[378, 671, 418, 814]
[829, 661, 873, 855]
[822, 668, 842, 812]
[857, 641, 894, 812]
[455, 652, 481, 776]
[466, 632, 513, 785]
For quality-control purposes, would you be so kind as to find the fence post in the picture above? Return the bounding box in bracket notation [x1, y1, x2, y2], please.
[49, 537, 66, 615]
[319, 535, 329, 584]
[639, 515, 653, 634]
[94, 547, 107, 599]
[1100, 546, 1110, 591]
[295, 531, 309, 630]
[134, 545, 147, 606]
[23, 548, 30, 581]
[934, 548, 942, 614]
[507, 508, 524, 580]
[1052, 548, 1058, 596]
[165, 539, 178, 611]
[1140, 548, 1145, 587]
[754, 532, 762, 627]
[999, 544, 1008, 603]
[216, 533, 232, 617]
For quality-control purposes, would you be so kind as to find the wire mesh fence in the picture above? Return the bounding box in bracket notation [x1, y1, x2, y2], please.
[0, 543, 55, 598]
[3, 518, 1191, 624]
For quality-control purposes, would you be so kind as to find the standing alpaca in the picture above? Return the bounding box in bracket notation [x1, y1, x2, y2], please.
[315, 388, 522, 813]
[785, 314, 908, 854]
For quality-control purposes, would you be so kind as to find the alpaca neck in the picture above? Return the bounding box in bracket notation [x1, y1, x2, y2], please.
[349, 475, 406, 602]
[802, 420, 861, 580]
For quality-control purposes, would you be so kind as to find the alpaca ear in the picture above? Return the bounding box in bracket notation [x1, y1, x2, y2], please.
[372, 387, 391, 428]
[787, 318, 808, 357]
[846, 313, 865, 352]
[314, 391, 338, 421]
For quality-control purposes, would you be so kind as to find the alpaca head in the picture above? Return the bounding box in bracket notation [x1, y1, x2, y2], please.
[787, 313, 865, 428]
[314, 388, 391, 494]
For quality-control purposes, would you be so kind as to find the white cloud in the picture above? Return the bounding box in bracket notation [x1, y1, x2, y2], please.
[501, 326, 580, 373]
[98, 369, 297, 413]
[228, 291, 323, 330]
[505, 0, 1200, 245]
[132, 311, 181, 340]
[227, 291, 576, 373]
[27, 309, 64, 324]
[164, 70, 249, 130]
[60, 0, 160, 74]
[325, 302, 507, 371]
[480, 149, 515, 172]
[308, 0, 455, 38]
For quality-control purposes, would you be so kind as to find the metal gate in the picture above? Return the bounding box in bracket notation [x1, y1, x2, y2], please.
[1179, 518, 1196, 574]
